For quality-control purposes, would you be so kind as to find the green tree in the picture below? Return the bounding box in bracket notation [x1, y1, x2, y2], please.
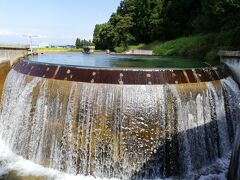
[93, 23, 115, 50]
[109, 13, 135, 48]
[93, 24, 103, 49]
[198, 0, 240, 31]
[75, 38, 81, 49]
[92, 0, 240, 50]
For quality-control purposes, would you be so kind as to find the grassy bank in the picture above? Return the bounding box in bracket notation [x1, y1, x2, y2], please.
[37, 48, 82, 53]
[127, 30, 240, 62]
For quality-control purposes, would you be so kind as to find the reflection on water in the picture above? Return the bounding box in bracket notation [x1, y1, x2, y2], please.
[27, 53, 219, 68]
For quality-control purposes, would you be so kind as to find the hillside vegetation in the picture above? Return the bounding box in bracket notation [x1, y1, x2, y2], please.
[93, 0, 240, 61]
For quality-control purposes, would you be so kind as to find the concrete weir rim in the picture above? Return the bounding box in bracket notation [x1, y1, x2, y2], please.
[13, 59, 230, 85]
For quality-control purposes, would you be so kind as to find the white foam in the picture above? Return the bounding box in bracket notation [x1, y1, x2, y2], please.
[0, 139, 116, 180]
[0, 136, 229, 180]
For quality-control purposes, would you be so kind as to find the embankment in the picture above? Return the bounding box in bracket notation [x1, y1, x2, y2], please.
[126, 32, 240, 64]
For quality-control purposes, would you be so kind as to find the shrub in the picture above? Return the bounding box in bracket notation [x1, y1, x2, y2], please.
[114, 46, 127, 53]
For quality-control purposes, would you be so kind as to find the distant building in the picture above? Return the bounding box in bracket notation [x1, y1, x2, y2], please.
[39, 43, 50, 48]
[31, 45, 39, 49]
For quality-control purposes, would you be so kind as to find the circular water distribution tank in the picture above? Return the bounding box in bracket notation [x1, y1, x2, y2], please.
[1, 55, 240, 179]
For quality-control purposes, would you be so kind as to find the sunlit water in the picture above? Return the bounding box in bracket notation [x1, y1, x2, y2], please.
[27, 53, 219, 68]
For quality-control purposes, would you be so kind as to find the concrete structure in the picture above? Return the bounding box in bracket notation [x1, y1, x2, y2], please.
[0, 44, 30, 99]
[0, 59, 10, 99]
[218, 50, 240, 84]
[127, 49, 154, 56]
[218, 50, 240, 58]
[7, 58, 239, 179]
[0, 44, 30, 65]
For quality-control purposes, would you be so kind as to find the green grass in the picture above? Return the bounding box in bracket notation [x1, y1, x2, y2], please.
[126, 42, 160, 52]
[94, 49, 106, 52]
[37, 48, 82, 53]
[153, 35, 214, 58]
[128, 44, 146, 51]
[128, 30, 240, 63]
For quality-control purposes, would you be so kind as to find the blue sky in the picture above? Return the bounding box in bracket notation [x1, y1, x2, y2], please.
[0, 0, 121, 45]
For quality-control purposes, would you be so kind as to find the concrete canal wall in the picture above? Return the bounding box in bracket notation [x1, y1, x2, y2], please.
[219, 50, 240, 84]
[0, 60, 10, 99]
[0, 44, 30, 99]
[0, 44, 30, 65]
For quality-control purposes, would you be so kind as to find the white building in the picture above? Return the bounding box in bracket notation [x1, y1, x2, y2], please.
[39, 43, 50, 48]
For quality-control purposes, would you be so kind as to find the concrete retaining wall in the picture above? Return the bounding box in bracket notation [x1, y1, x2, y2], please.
[219, 50, 240, 84]
[0, 60, 11, 99]
[0, 44, 30, 99]
[127, 49, 154, 56]
[0, 44, 30, 65]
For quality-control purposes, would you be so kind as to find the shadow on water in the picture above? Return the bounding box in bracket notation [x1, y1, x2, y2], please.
[228, 124, 240, 180]
[131, 120, 234, 180]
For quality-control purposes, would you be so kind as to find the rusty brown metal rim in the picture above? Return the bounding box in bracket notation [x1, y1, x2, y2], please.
[13, 60, 230, 85]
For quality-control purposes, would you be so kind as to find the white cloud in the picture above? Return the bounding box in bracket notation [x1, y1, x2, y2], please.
[22, 33, 48, 39]
[0, 29, 47, 39]
[0, 29, 16, 36]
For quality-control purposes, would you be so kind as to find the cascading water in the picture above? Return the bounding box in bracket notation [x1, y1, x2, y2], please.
[0, 68, 240, 179]
[220, 55, 240, 180]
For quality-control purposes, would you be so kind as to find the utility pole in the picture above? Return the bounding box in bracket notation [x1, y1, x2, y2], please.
[23, 34, 38, 55]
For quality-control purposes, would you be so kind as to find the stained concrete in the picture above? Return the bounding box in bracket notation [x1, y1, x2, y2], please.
[0, 44, 30, 99]
[0, 60, 10, 99]
[0, 44, 30, 65]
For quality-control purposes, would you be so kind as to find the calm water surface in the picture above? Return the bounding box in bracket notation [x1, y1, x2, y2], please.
[27, 53, 219, 68]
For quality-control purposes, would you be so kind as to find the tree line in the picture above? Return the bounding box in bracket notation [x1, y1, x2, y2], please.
[75, 38, 94, 49]
[93, 0, 240, 50]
